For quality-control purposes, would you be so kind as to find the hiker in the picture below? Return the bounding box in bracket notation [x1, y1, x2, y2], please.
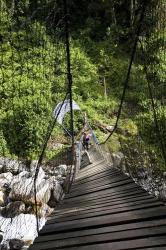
[83, 132, 90, 150]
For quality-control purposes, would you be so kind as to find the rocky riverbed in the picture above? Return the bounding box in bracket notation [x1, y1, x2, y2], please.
[0, 158, 68, 249]
[112, 152, 166, 201]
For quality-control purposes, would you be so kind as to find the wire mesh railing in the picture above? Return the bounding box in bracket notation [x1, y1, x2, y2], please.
[118, 136, 166, 201]
[103, 0, 166, 201]
[0, 0, 165, 248]
[0, 0, 77, 247]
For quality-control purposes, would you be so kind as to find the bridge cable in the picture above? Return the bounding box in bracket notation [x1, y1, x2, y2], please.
[34, 91, 69, 232]
[63, 0, 75, 155]
[34, 0, 75, 232]
[103, 0, 148, 144]
[138, 8, 166, 164]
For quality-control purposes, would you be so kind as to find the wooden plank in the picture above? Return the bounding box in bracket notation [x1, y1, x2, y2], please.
[77, 166, 114, 180]
[30, 226, 166, 249]
[40, 206, 166, 235]
[53, 190, 149, 215]
[72, 173, 129, 188]
[30, 236, 166, 250]
[79, 163, 109, 175]
[51, 194, 156, 217]
[74, 167, 119, 184]
[78, 161, 111, 174]
[77, 162, 109, 177]
[49, 197, 161, 219]
[68, 176, 131, 196]
[35, 218, 166, 243]
[77, 168, 119, 179]
[64, 182, 143, 203]
[136, 247, 166, 250]
[72, 171, 122, 189]
[57, 236, 166, 250]
[65, 178, 136, 199]
[46, 201, 162, 225]
[58, 187, 147, 208]
[53, 193, 150, 217]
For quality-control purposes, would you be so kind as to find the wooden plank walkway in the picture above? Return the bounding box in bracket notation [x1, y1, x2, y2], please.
[30, 155, 166, 250]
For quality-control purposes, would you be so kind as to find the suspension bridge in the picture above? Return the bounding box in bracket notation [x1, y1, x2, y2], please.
[30, 0, 166, 248]
[0, 0, 166, 249]
[30, 143, 166, 250]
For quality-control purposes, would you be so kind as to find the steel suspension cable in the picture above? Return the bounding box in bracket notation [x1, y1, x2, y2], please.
[34, 91, 69, 232]
[103, 0, 148, 144]
[63, 0, 75, 151]
[34, 0, 75, 232]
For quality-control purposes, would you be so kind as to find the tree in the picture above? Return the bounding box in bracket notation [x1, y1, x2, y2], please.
[0, 8, 55, 159]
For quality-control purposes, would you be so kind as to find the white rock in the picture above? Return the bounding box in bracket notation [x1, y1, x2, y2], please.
[35, 204, 53, 218]
[112, 152, 124, 167]
[9, 168, 50, 205]
[53, 181, 63, 201]
[0, 157, 5, 165]
[2, 159, 26, 174]
[0, 215, 11, 232]
[56, 165, 67, 176]
[106, 125, 114, 131]
[1, 214, 45, 246]
[0, 164, 3, 172]
[1, 201, 25, 218]
[10, 171, 30, 188]
[0, 190, 6, 206]
[55, 175, 66, 185]
[30, 160, 38, 174]
[9, 238, 24, 250]
[0, 172, 13, 189]
[32, 167, 46, 185]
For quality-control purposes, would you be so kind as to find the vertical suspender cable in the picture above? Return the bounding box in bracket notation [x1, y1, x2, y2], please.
[63, 0, 75, 157]
[34, 0, 75, 232]
[103, 0, 148, 144]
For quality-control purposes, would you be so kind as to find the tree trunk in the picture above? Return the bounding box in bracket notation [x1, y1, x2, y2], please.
[103, 76, 107, 99]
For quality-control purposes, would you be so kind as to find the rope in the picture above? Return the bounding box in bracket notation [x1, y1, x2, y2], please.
[34, 91, 69, 232]
[103, 0, 148, 144]
[59, 0, 75, 195]
[140, 49, 166, 164]
[34, 0, 75, 233]
[63, 0, 75, 151]
[138, 0, 166, 164]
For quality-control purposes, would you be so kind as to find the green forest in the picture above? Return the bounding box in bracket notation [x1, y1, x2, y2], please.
[0, 0, 165, 171]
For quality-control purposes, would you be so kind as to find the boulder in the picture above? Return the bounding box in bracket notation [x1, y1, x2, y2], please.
[1, 201, 25, 218]
[0, 172, 13, 189]
[0, 158, 5, 165]
[0, 232, 3, 244]
[47, 177, 64, 207]
[31, 167, 45, 183]
[55, 175, 66, 185]
[53, 180, 63, 202]
[112, 152, 124, 168]
[31, 204, 53, 218]
[0, 244, 8, 250]
[9, 239, 25, 250]
[0, 215, 11, 232]
[56, 165, 67, 176]
[3, 160, 26, 175]
[0, 191, 6, 206]
[9, 168, 50, 205]
[1, 214, 45, 245]
[0, 165, 3, 173]
[10, 171, 30, 188]
[30, 160, 38, 174]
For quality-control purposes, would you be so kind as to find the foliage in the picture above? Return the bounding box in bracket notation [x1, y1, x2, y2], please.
[0, 0, 165, 173]
[0, 9, 54, 159]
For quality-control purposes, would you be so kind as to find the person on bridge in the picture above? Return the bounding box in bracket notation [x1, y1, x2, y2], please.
[83, 132, 91, 150]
